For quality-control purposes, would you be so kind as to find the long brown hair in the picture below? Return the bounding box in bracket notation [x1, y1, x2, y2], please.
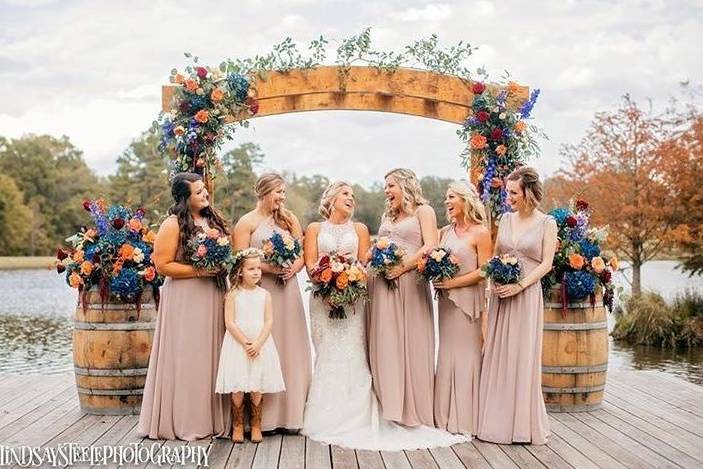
[169, 173, 229, 256]
[255, 172, 296, 233]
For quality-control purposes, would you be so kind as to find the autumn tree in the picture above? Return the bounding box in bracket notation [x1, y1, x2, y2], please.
[0, 175, 33, 255]
[559, 95, 687, 296]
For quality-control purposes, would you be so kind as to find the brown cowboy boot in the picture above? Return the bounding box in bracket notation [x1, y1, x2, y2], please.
[249, 395, 264, 443]
[231, 399, 245, 443]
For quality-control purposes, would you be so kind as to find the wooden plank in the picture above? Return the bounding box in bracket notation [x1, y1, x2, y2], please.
[279, 434, 305, 469]
[201, 438, 233, 469]
[251, 434, 282, 469]
[331, 446, 358, 469]
[428, 446, 465, 469]
[4, 394, 84, 447]
[471, 440, 519, 469]
[405, 449, 438, 469]
[0, 373, 70, 412]
[547, 417, 626, 469]
[224, 441, 257, 469]
[451, 442, 491, 469]
[590, 406, 702, 468]
[380, 450, 411, 469]
[306, 439, 331, 469]
[521, 443, 571, 469]
[499, 445, 546, 469]
[356, 449, 385, 469]
[0, 384, 76, 441]
[543, 433, 597, 469]
[0, 378, 75, 429]
[611, 371, 703, 418]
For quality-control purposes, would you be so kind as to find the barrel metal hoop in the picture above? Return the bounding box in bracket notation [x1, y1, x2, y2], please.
[543, 321, 608, 331]
[74, 367, 149, 377]
[546, 403, 602, 413]
[81, 303, 155, 310]
[542, 384, 606, 393]
[73, 322, 155, 330]
[542, 364, 609, 374]
[76, 387, 144, 396]
[544, 302, 601, 309]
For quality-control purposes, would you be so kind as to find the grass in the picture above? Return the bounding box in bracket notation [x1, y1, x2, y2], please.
[612, 289, 703, 347]
[0, 257, 56, 270]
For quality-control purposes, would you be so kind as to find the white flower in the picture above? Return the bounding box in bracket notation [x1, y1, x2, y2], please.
[217, 236, 229, 246]
[132, 248, 145, 263]
[430, 249, 446, 262]
[499, 113, 506, 120]
[331, 262, 345, 273]
[197, 232, 206, 240]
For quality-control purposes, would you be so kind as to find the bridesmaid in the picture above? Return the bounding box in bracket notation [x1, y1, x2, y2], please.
[477, 166, 557, 445]
[432, 181, 491, 436]
[138, 172, 231, 441]
[232, 172, 312, 432]
[368, 168, 438, 427]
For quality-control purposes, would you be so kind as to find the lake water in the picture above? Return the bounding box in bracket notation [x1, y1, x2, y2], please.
[0, 261, 701, 384]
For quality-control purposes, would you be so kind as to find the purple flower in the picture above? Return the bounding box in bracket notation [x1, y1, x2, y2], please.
[518, 89, 540, 119]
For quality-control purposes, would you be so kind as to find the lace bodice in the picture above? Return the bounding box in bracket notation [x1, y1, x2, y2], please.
[317, 220, 358, 259]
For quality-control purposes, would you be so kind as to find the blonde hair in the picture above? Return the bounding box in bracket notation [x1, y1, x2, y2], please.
[507, 166, 543, 210]
[446, 181, 486, 226]
[228, 248, 263, 290]
[383, 168, 428, 221]
[319, 181, 353, 219]
[255, 172, 295, 233]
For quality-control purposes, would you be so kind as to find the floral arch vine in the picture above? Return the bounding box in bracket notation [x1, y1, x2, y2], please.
[156, 30, 542, 221]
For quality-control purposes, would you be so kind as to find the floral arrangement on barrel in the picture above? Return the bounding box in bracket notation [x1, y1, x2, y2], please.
[369, 236, 406, 290]
[459, 81, 542, 223]
[307, 252, 368, 319]
[542, 199, 618, 314]
[55, 199, 163, 310]
[261, 231, 302, 284]
[156, 54, 260, 179]
[188, 227, 235, 290]
[417, 248, 460, 299]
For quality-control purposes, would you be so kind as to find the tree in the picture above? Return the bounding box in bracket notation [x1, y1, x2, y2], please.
[558, 95, 687, 296]
[420, 176, 456, 226]
[0, 175, 33, 255]
[214, 143, 264, 224]
[352, 182, 386, 234]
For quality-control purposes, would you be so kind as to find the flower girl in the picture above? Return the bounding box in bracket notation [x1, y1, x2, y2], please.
[215, 248, 285, 443]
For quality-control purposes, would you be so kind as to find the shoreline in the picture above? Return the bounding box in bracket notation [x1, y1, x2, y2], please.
[0, 257, 55, 270]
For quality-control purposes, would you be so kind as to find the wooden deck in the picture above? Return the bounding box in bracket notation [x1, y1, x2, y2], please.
[0, 369, 701, 468]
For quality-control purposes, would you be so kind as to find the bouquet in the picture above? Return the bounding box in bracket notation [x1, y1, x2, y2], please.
[417, 248, 460, 299]
[188, 227, 234, 290]
[369, 237, 406, 290]
[55, 199, 163, 311]
[481, 255, 522, 285]
[543, 199, 618, 313]
[261, 231, 302, 284]
[307, 252, 368, 319]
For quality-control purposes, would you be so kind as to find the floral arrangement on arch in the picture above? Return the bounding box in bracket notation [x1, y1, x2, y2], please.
[55, 200, 163, 309]
[156, 54, 259, 179]
[542, 199, 618, 313]
[459, 81, 542, 222]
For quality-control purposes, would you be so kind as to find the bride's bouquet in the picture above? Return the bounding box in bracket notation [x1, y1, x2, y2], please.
[307, 252, 368, 319]
[480, 255, 521, 285]
[417, 248, 460, 299]
[261, 231, 302, 284]
[188, 228, 234, 290]
[369, 237, 405, 290]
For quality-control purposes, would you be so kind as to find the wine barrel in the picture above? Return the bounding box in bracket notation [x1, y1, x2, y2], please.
[72, 287, 156, 415]
[542, 287, 608, 412]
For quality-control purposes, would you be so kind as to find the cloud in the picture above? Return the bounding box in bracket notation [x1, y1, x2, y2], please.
[389, 3, 452, 22]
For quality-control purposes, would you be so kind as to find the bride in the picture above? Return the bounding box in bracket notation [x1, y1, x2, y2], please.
[301, 181, 466, 450]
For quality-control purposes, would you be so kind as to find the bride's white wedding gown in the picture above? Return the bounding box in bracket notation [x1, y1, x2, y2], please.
[301, 220, 467, 450]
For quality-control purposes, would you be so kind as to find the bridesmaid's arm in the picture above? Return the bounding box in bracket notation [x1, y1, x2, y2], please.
[354, 222, 371, 264]
[253, 291, 274, 353]
[304, 223, 321, 274]
[224, 290, 252, 345]
[436, 226, 492, 289]
[152, 217, 203, 279]
[405, 204, 439, 272]
[282, 214, 305, 280]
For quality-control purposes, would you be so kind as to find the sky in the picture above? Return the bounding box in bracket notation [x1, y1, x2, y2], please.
[1, 0, 701, 187]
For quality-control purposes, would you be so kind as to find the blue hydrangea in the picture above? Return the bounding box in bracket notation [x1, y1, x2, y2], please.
[227, 73, 250, 102]
[565, 270, 597, 300]
[84, 243, 100, 261]
[106, 205, 131, 222]
[188, 95, 209, 112]
[549, 208, 571, 225]
[110, 268, 140, 299]
[97, 230, 128, 253]
[578, 239, 601, 260]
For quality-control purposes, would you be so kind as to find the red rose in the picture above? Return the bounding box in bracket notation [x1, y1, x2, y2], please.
[476, 111, 490, 122]
[178, 101, 190, 113]
[602, 270, 612, 283]
[576, 199, 589, 211]
[247, 97, 259, 115]
[566, 216, 577, 228]
[82, 200, 91, 211]
[196, 67, 208, 79]
[112, 218, 125, 229]
[56, 248, 68, 261]
[472, 82, 486, 94]
[56, 263, 66, 274]
[491, 128, 504, 140]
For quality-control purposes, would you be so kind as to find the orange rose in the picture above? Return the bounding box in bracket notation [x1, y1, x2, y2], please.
[514, 121, 527, 133]
[68, 272, 82, 288]
[174, 126, 185, 136]
[507, 81, 521, 96]
[80, 261, 94, 275]
[73, 250, 85, 263]
[174, 73, 185, 84]
[96, 199, 107, 211]
[262, 241, 274, 256]
[470, 134, 488, 150]
[335, 272, 349, 290]
[144, 266, 156, 282]
[195, 110, 209, 124]
[119, 243, 135, 260]
[129, 218, 142, 231]
[591, 256, 606, 273]
[496, 144, 507, 156]
[143, 230, 156, 244]
[569, 253, 585, 270]
[185, 79, 198, 92]
[609, 256, 619, 271]
[320, 268, 333, 283]
[211, 88, 225, 102]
